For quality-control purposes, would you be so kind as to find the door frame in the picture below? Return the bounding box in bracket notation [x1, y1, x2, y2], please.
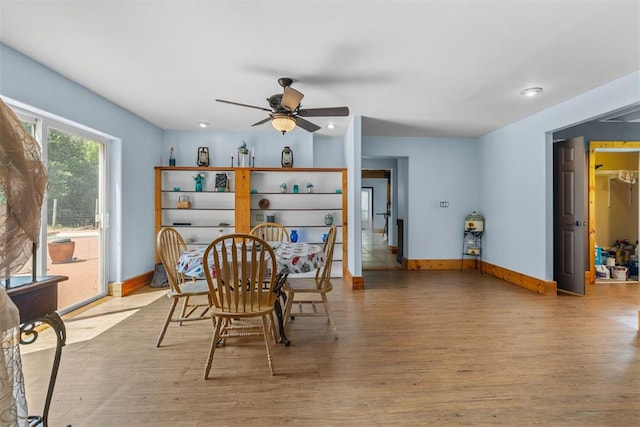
[588, 140, 640, 283]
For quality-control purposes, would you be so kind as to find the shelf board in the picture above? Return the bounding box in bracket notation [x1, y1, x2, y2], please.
[163, 224, 234, 228]
[163, 208, 235, 211]
[161, 190, 234, 194]
[251, 208, 342, 211]
[251, 192, 342, 195]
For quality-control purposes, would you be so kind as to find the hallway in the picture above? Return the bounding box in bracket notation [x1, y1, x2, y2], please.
[361, 228, 403, 270]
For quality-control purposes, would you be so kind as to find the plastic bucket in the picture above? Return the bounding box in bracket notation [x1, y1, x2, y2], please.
[612, 266, 628, 280]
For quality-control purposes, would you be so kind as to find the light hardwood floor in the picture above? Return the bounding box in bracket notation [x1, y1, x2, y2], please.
[21, 270, 639, 426]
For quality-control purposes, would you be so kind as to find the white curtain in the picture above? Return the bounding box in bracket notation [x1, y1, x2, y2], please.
[0, 98, 49, 426]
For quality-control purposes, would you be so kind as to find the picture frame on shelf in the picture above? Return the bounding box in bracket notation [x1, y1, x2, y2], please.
[215, 173, 230, 192]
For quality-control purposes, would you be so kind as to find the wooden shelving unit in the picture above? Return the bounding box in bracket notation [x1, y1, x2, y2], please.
[155, 166, 347, 276]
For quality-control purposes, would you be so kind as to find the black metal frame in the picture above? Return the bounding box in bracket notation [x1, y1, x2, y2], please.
[20, 312, 67, 427]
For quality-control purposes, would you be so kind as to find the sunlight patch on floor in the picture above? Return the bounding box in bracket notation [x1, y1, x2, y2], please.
[20, 288, 166, 354]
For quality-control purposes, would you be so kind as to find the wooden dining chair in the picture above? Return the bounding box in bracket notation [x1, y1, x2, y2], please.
[202, 233, 279, 378]
[250, 222, 290, 242]
[155, 227, 212, 347]
[283, 225, 338, 338]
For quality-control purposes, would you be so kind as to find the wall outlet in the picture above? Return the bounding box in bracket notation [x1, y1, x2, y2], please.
[256, 213, 264, 221]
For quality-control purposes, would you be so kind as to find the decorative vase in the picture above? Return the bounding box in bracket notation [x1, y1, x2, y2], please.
[290, 229, 298, 242]
[293, 184, 299, 194]
[324, 213, 334, 226]
[195, 181, 203, 192]
[48, 239, 75, 263]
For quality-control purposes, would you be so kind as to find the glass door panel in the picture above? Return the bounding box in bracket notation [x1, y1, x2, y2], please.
[45, 127, 104, 310]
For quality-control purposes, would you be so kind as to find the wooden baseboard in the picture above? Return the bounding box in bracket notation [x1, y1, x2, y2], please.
[405, 258, 556, 295]
[482, 262, 556, 295]
[390, 246, 397, 254]
[406, 259, 462, 270]
[108, 270, 154, 297]
[344, 267, 365, 290]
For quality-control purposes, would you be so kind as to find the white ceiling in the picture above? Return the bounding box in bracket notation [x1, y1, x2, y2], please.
[1, 0, 639, 138]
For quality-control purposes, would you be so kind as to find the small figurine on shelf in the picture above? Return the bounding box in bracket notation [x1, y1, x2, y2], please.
[280, 183, 287, 193]
[281, 146, 294, 168]
[193, 173, 205, 192]
[306, 182, 314, 193]
[238, 141, 250, 167]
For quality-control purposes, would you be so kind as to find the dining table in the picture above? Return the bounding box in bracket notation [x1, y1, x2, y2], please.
[176, 241, 325, 346]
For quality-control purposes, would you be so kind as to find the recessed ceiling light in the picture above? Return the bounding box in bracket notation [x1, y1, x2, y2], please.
[520, 87, 543, 97]
[327, 123, 335, 129]
[198, 121, 209, 128]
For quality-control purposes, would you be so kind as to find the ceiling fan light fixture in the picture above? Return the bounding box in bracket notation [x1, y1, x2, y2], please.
[272, 115, 296, 134]
[520, 87, 543, 97]
[198, 121, 209, 128]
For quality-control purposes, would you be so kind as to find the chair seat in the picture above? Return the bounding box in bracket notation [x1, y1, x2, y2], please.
[285, 278, 332, 293]
[209, 305, 274, 318]
[167, 280, 209, 297]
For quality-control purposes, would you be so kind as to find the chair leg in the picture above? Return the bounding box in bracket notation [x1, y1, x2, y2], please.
[204, 316, 223, 379]
[156, 298, 178, 347]
[179, 296, 190, 325]
[220, 319, 231, 347]
[322, 293, 338, 339]
[261, 315, 274, 375]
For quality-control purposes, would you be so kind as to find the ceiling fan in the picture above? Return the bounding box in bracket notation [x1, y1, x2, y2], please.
[215, 77, 349, 134]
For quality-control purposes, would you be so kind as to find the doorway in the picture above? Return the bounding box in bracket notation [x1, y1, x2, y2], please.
[361, 169, 400, 270]
[588, 141, 640, 284]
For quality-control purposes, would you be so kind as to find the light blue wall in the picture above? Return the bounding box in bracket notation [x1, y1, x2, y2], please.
[346, 116, 362, 275]
[478, 70, 640, 281]
[162, 129, 313, 168]
[313, 135, 346, 167]
[0, 43, 163, 282]
[363, 137, 479, 260]
[554, 121, 640, 141]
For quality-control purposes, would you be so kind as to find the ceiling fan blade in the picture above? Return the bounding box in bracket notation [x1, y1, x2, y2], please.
[251, 117, 271, 127]
[295, 117, 321, 133]
[281, 86, 304, 112]
[216, 99, 272, 112]
[297, 106, 350, 117]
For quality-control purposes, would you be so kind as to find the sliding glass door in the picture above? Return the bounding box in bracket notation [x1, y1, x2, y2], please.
[10, 106, 109, 313]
